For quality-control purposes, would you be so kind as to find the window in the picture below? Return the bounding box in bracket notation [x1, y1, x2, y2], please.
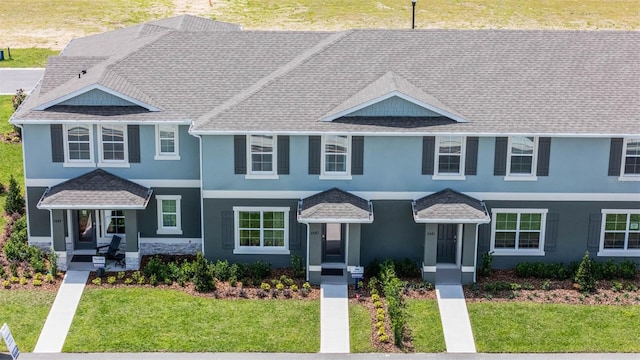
[599, 210, 640, 256]
[490, 209, 547, 255]
[156, 195, 182, 235]
[434, 136, 465, 178]
[233, 207, 289, 254]
[248, 135, 275, 175]
[99, 124, 127, 165]
[507, 136, 537, 178]
[64, 124, 94, 165]
[322, 135, 350, 176]
[155, 125, 180, 160]
[622, 138, 640, 177]
[103, 210, 125, 236]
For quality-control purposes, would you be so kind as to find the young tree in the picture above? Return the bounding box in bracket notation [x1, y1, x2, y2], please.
[11, 88, 26, 138]
[4, 175, 25, 216]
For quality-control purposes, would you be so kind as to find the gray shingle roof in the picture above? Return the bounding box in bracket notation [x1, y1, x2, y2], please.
[13, 16, 640, 136]
[412, 188, 490, 223]
[37, 169, 152, 209]
[299, 188, 373, 223]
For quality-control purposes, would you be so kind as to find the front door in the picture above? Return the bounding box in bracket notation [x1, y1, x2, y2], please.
[73, 209, 96, 250]
[437, 224, 456, 264]
[322, 223, 344, 263]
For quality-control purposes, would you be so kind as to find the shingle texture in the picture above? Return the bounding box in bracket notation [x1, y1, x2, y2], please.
[413, 189, 489, 222]
[300, 188, 372, 222]
[38, 169, 152, 209]
[13, 16, 640, 136]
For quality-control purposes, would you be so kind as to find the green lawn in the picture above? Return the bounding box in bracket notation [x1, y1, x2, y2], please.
[64, 288, 320, 352]
[0, 48, 59, 68]
[0, 290, 57, 352]
[0, 95, 24, 229]
[405, 299, 446, 352]
[349, 303, 377, 352]
[468, 302, 640, 352]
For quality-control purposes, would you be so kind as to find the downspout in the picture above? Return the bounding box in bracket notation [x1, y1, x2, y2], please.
[473, 223, 480, 283]
[305, 222, 310, 282]
[194, 133, 205, 255]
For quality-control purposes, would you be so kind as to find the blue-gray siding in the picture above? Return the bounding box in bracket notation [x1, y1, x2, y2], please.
[58, 89, 138, 106]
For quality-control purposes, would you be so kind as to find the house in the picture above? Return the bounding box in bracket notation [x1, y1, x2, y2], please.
[10, 15, 640, 284]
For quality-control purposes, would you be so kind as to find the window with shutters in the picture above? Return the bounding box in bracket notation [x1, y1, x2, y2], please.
[156, 195, 182, 235]
[98, 124, 128, 167]
[155, 124, 180, 160]
[621, 138, 640, 180]
[321, 135, 351, 179]
[490, 208, 547, 256]
[246, 135, 278, 179]
[63, 124, 95, 166]
[598, 210, 640, 256]
[505, 136, 538, 180]
[434, 136, 466, 179]
[233, 207, 290, 254]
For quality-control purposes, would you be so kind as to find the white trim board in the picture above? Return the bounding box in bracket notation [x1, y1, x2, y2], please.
[26, 178, 200, 188]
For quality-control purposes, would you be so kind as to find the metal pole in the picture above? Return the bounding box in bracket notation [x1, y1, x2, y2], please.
[412, 0, 416, 29]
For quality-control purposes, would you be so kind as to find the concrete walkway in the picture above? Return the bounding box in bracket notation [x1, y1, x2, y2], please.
[33, 271, 89, 353]
[436, 285, 476, 353]
[319, 283, 350, 353]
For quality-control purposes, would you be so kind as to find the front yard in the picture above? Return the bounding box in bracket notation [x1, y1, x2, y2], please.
[0, 290, 56, 352]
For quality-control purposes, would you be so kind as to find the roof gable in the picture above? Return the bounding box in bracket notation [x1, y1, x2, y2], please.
[34, 84, 161, 112]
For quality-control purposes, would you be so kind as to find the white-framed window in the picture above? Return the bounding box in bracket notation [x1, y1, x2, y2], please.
[321, 135, 350, 179]
[246, 134, 277, 178]
[156, 195, 182, 235]
[598, 210, 640, 256]
[98, 124, 128, 166]
[434, 135, 465, 179]
[233, 206, 289, 255]
[155, 124, 180, 160]
[63, 124, 94, 166]
[490, 208, 547, 256]
[102, 210, 125, 237]
[621, 138, 640, 179]
[506, 136, 538, 180]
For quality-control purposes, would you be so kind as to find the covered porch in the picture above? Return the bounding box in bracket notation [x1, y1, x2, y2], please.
[36, 169, 152, 271]
[413, 188, 490, 284]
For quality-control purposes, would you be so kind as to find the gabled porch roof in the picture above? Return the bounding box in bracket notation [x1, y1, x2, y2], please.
[298, 188, 373, 223]
[37, 169, 152, 210]
[412, 188, 490, 224]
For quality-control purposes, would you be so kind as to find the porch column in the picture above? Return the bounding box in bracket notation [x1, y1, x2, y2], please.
[422, 223, 437, 283]
[461, 223, 478, 284]
[346, 223, 361, 276]
[124, 210, 139, 270]
[308, 223, 322, 284]
[51, 209, 67, 271]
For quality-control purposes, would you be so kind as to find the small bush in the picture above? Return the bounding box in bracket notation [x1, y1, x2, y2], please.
[92, 278, 102, 286]
[4, 176, 25, 216]
[611, 280, 623, 292]
[618, 260, 638, 280]
[291, 254, 305, 278]
[541, 279, 552, 291]
[574, 251, 596, 293]
[290, 284, 298, 292]
[212, 260, 230, 281]
[19, 277, 27, 285]
[9, 276, 19, 284]
[149, 274, 158, 286]
[394, 258, 420, 278]
[45, 274, 54, 283]
[117, 271, 125, 280]
[479, 251, 493, 277]
[143, 255, 170, 283]
[2, 280, 10, 289]
[124, 278, 133, 285]
[107, 276, 116, 285]
[275, 282, 284, 291]
[192, 253, 215, 292]
[250, 260, 271, 281]
[260, 282, 271, 291]
[366, 259, 381, 278]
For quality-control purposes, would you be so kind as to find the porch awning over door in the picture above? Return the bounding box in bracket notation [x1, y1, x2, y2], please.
[412, 188, 490, 223]
[37, 169, 152, 210]
[298, 187, 373, 223]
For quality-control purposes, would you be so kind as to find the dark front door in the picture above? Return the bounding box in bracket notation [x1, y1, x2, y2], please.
[322, 223, 344, 263]
[74, 209, 96, 250]
[437, 224, 456, 264]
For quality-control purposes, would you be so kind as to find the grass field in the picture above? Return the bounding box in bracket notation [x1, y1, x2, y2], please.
[349, 303, 377, 352]
[0, 290, 57, 352]
[64, 288, 320, 352]
[0, 0, 637, 49]
[405, 299, 446, 352]
[468, 302, 640, 352]
[0, 48, 59, 68]
[0, 95, 24, 228]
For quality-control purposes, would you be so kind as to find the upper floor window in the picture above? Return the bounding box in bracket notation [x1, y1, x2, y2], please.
[156, 195, 183, 235]
[249, 135, 275, 175]
[233, 207, 290, 255]
[490, 208, 547, 256]
[435, 136, 465, 178]
[507, 136, 537, 177]
[155, 125, 180, 160]
[64, 125, 94, 165]
[622, 138, 640, 177]
[322, 135, 350, 176]
[599, 210, 640, 256]
[99, 124, 128, 165]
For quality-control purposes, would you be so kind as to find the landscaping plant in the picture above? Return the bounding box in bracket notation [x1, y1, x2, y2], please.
[4, 176, 25, 216]
[574, 251, 596, 293]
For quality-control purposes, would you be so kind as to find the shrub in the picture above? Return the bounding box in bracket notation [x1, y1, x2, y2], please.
[4, 176, 25, 216]
[149, 274, 158, 286]
[594, 259, 618, 280]
[250, 260, 271, 281]
[143, 255, 170, 282]
[302, 282, 311, 291]
[368, 276, 379, 295]
[117, 271, 125, 280]
[212, 260, 230, 281]
[92, 278, 102, 286]
[366, 259, 381, 278]
[515, 261, 569, 280]
[618, 260, 638, 280]
[46, 251, 58, 275]
[2, 280, 9, 288]
[280, 275, 294, 286]
[541, 279, 552, 291]
[379, 260, 407, 348]
[45, 274, 54, 283]
[260, 282, 271, 291]
[290, 284, 298, 292]
[4, 217, 28, 261]
[291, 254, 305, 278]
[611, 280, 623, 292]
[394, 258, 420, 278]
[192, 253, 215, 292]
[275, 283, 284, 291]
[107, 276, 116, 285]
[19, 277, 27, 285]
[574, 251, 596, 293]
[479, 251, 493, 277]
[29, 247, 47, 274]
[124, 278, 133, 285]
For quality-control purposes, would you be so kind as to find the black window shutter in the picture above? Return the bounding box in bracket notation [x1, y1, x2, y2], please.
[277, 135, 290, 175]
[351, 136, 364, 175]
[494, 137, 508, 176]
[221, 211, 235, 250]
[608, 138, 623, 176]
[465, 136, 479, 175]
[477, 223, 492, 252]
[234, 135, 247, 174]
[422, 136, 435, 175]
[308, 136, 321, 175]
[537, 137, 551, 176]
[587, 213, 602, 252]
[50, 124, 64, 162]
[289, 210, 301, 250]
[127, 125, 140, 163]
[544, 213, 559, 252]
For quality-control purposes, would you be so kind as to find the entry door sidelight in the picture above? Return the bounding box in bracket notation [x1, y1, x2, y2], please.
[322, 223, 345, 263]
[437, 224, 456, 264]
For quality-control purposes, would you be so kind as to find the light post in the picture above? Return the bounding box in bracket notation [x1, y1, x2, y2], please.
[412, 0, 417, 29]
